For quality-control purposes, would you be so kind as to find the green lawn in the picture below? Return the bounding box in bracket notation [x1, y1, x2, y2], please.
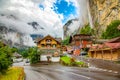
[60, 56, 87, 67]
[60, 56, 71, 65]
[0, 67, 25, 80]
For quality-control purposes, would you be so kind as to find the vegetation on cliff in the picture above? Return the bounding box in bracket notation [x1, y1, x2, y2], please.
[80, 24, 92, 35]
[62, 36, 70, 45]
[101, 20, 120, 39]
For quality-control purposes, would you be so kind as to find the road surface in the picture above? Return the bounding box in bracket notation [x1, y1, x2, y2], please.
[13, 62, 120, 80]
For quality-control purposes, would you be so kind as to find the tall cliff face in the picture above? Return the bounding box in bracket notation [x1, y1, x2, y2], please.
[89, 0, 120, 30]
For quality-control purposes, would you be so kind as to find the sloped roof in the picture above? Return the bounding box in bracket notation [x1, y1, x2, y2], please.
[104, 42, 120, 49]
[73, 34, 92, 40]
[13, 52, 22, 57]
[90, 37, 120, 50]
[34, 37, 43, 43]
[106, 37, 120, 43]
[36, 35, 61, 44]
[90, 42, 120, 50]
[103, 37, 120, 49]
[55, 38, 62, 42]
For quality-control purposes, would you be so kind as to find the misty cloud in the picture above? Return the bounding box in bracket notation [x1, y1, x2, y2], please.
[0, 0, 89, 46]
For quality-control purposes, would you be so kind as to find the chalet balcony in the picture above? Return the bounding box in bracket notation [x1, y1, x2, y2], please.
[46, 42, 51, 44]
[39, 47, 59, 50]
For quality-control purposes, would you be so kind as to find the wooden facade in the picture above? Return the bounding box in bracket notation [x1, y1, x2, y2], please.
[89, 48, 120, 61]
[36, 35, 61, 49]
[89, 37, 120, 61]
[69, 34, 92, 55]
[71, 34, 92, 48]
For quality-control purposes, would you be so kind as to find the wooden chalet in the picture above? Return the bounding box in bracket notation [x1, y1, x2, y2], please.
[35, 35, 61, 49]
[89, 37, 120, 61]
[71, 34, 92, 48]
[35, 35, 62, 62]
[69, 34, 93, 55]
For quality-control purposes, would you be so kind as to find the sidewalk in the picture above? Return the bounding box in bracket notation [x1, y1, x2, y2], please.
[75, 56, 120, 74]
[88, 59, 120, 73]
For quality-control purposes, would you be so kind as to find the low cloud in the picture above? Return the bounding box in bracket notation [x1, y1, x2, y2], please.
[0, 0, 89, 46]
[0, 0, 63, 37]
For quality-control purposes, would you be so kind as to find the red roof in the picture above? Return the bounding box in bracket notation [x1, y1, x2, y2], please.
[104, 37, 120, 49]
[90, 43, 120, 50]
[104, 42, 120, 49]
[90, 37, 120, 50]
[106, 37, 120, 43]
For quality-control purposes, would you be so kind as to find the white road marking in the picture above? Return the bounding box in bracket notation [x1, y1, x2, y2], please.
[89, 67, 118, 74]
[55, 69, 91, 79]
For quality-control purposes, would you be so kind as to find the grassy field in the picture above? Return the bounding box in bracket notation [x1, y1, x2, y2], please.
[0, 67, 25, 80]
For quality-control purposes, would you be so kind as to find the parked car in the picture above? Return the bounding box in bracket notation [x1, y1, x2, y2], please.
[25, 59, 30, 63]
[80, 51, 87, 56]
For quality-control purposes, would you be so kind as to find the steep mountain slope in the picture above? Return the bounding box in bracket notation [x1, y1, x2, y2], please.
[63, 0, 120, 39]
[0, 14, 44, 47]
[89, 0, 120, 30]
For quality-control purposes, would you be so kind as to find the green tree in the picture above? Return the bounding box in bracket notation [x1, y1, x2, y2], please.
[18, 48, 29, 58]
[28, 47, 42, 64]
[80, 24, 92, 34]
[101, 20, 120, 39]
[11, 47, 18, 53]
[0, 42, 13, 74]
[62, 36, 70, 45]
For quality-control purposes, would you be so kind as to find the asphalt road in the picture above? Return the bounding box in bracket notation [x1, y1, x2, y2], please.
[13, 61, 120, 80]
[12, 57, 120, 80]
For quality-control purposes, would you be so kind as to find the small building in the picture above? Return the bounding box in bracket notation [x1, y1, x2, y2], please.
[89, 37, 120, 61]
[69, 34, 92, 55]
[72, 34, 92, 48]
[13, 52, 22, 58]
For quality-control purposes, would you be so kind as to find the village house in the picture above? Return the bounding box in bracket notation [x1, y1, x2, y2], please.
[89, 37, 120, 61]
[35, 35, 61, 62]
[35, 35, 61, 49]
[69, 34, 93, 55]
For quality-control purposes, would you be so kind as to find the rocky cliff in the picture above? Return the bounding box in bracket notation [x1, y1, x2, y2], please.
[63, 19, 81, 38]
[89, 0, 120, 30]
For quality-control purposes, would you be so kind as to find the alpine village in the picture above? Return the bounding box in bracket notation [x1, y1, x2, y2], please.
[0, 0, 120, 80]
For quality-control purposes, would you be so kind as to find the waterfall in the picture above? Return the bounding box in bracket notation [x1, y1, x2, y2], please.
[76, 0, 93, 28]
[87, 0, 94, 28]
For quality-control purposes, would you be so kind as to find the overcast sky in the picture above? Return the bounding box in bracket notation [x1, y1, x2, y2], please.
[0, 0, 88, 46]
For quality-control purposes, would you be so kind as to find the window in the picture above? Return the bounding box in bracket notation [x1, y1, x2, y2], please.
[46, 39, 52, 43]
[46, 44, 51, 48]
[41, 44, 45, 47]
[53, 44, 56, 48]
